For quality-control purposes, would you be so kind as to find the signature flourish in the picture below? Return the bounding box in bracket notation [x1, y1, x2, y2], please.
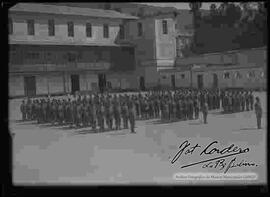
[170, 140, 257, 173]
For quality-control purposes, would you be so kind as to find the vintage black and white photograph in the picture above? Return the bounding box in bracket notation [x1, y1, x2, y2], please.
[8, 2, 267, 185]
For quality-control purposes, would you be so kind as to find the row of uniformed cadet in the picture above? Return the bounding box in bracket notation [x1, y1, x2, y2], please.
[220, 90, 254, 113]
[20, 88, 256, 130]
[20, 94, 136, 133]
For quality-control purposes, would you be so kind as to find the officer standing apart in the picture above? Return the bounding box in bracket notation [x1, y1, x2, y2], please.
[128, 98, 136, 133]
[201, 101, 208, 124]
[254, 97, 262, 129]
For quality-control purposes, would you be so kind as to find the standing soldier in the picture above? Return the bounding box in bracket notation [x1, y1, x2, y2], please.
[82, 100, 89, 127]
[249, 91, 254, 110]
[172, 98, 177, 121]
[107, 99, 114, 130]
[194, 96, 199, 120]
[184, 98, 189, 120]
[121, 101, 129, 129]
[90, 101, 97, 130]
[135, 97, 140, 119]
[114, 96, 121, 130]
[188, 97, 194, 120]
[42, 99, 47, 123]
[178, 99, 184, 120]
[165, 99, 170, 121]
[241, 91, 245, 111]
[26, 98, 31, 121]
[36, 100, 42, 124]
[254, 97, 262, 129]
[97, 102, 105, 132]
[228, 92, 233, 113]
[245, 91, 250, 111]
[76, 100, 82, 127]
[201, 102, 208, 124]
[70, 100, 76, 128]
[20, 100, 26, 121]
[128, 98, 136, 133]
[58, 100, 64, 125]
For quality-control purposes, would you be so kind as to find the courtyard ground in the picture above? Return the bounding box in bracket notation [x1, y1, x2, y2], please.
[9, 92, 267, 185]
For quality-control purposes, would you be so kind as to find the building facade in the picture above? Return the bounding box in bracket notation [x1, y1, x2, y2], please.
[8, 3, 139, 97]
[159, 47, 267, 90]
[8, 3, 266, 98]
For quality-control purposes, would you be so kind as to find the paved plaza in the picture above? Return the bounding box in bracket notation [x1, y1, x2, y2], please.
[9, 92, 267, 185]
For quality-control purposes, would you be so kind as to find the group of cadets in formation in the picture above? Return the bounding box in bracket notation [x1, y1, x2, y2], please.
[20, 88, 257, 132]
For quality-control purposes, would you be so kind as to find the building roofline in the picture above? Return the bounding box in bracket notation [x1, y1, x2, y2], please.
[9, 39, 135, 47]
[9, 3, 139, 20]
[188, 46, 267, 57]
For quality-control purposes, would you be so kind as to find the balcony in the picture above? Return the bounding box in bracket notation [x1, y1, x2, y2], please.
[9, 62, 111, 73]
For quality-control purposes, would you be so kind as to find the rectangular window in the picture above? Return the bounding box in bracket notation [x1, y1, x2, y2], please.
[223, 72, 230, 79]
[27, 19, 35, 35]
[67, 52, 76, 62]
[103, 24, 109, 38]
[247, 71, 255, 78]
[181, 74, 185, 79]
[137, 22, 143, 37]
[48, 19, 55, 36]
[67, 21, 74, 37]
[9, 18, 13, 34]
[162, 20, 168, 34]
[86, 23, 92, 37]
[119, 24, 125, 39]
[235, 71, 242, 79]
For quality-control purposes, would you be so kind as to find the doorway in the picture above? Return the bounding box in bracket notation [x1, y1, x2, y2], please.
[139, 76, 145, 91]
[71, 74, 80, 93]
[197, 74, 204, 89]
[171, 74, 176, 89]
[213, 73, 218, 89]
[98, 73, 106, 93]
[24, 76, 36, 97]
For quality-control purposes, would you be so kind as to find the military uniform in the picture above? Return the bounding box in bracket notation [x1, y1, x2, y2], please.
[254, 98, 262, 129]
[121, 102, 129, 129]
[128, 99, 136, 133]
[245, 92, 250, 111]
[97, 103, 105, 132]
[249, 92, 254, 110]
[194, 98, 199, 120]
[90, 103, 97, 130]
[114, 99, 121, 130]
[20, 100, 26, 121]
[201, 102, 208, 124]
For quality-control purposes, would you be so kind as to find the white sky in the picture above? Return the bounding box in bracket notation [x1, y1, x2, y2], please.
[140, 2, 222, 10]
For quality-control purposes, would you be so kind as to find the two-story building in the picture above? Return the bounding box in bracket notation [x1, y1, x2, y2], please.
[9, 3, 139, 97]
[9, 3, 179, 97]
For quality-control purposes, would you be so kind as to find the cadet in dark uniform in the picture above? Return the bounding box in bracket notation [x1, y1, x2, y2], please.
[90, 101, 97, 130]
[194, 96, 199, 120]
[82, 100, 89, 127]
[241, 91, 245, 111]
[128, 98, 136, 133]
[245, 91, 250, 111]
[179, 99, 184, 120]
[98, 102, 105, 132]
[121, 101, 129, 129]
[188, 97, 193, 120]
[201, 102, 208, 124]
[20, 100, 26, 121]
[249, 91, 254, 110]
[254, 97, 262, 129]
[76, 100, 82, 127]
[113, 97, 121, 130]
[172, 99, 177, 121]
[58, 100, 64, 125]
